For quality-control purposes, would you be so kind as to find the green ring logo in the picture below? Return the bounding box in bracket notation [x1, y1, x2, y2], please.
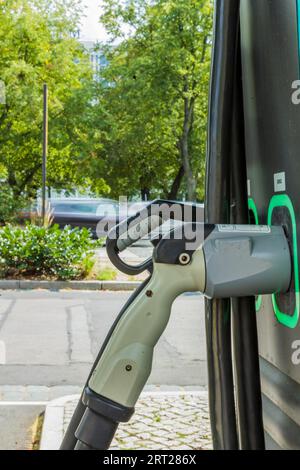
[268, 194, 299, 329]
[248, 198, 263, 312]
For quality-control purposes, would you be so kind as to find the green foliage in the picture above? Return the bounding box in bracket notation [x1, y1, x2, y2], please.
[0, 183, 28, 223]
[0, 0, 213, 204]
[0, 0, 109, 198]
[81, 255, 96, 278]
[95, 0, 213, 201]
[0, 224, 97, 280]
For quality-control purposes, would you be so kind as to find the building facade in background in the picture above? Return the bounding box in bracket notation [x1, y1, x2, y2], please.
[80, 40, 107, 74]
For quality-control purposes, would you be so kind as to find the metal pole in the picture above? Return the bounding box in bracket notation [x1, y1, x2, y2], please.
[205, 0, 240, 450]
[230, 14, 265, 452]
[42, 84, 48, 225]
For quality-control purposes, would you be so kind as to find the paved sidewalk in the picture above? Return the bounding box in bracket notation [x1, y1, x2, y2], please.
[0, 290, 207, 449]
[41, 392, 212, 451]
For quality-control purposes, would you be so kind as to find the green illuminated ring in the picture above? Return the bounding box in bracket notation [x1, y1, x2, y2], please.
[267, 195, 299, 329]
[248, 198, 263, 312]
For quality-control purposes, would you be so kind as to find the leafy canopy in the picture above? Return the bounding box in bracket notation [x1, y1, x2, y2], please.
[0, 0, 109, 204]
[96, 0, 213, 201]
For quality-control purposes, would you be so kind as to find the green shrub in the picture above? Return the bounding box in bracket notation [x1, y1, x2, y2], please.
[0, 184, 29, 224]
[0, 224, 98, 280]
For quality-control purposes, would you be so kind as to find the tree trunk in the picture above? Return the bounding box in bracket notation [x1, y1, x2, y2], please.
[8, 163, 42, 198]
[141, 187, 150, 201]
[7, 170, 21, 198]
[176, 31, 209, 202]
[180, 132, 196, 201]
[168, 164, 184, 200]
[179, 93, 197, 201]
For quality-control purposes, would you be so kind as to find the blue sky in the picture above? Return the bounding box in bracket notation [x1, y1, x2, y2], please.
[80, 0, 108, 41]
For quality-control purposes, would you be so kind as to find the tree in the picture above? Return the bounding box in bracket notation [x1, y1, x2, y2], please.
[97, 0, 213, 201]
[0, 0, 109, 202]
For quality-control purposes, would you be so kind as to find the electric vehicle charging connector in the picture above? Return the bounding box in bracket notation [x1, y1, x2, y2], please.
[64, 201, 292, 450]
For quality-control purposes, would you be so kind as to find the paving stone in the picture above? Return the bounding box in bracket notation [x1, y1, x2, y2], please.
[0, 385, 27, 401]
[63, 391, 212, 450]
[48, 385, 82, 400]
[25, 386, 50, 401]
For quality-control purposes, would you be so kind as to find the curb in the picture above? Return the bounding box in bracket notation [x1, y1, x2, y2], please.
[40, 395, 79, 451]
[40, 391, 209, 451]
[0, 280, 141, 292]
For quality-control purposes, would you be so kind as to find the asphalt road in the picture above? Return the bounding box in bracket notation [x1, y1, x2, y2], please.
[0, 290, 207, 387]
[0, 289, 207, 449]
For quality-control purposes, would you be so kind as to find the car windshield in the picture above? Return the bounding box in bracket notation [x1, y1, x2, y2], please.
[51, 203, 98, 214]
[50, 200, 119, 215]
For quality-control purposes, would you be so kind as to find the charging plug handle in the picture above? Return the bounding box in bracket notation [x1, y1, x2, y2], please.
[106, 199, 202, 275]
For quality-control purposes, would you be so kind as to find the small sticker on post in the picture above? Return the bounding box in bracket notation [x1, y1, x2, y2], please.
[247, 179, 251, 197]
[218, 225, 271, 234]
[274, 172, 286, 193]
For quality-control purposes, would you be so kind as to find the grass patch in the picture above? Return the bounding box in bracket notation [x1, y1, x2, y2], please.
[96, 267, 118, 281]
[31, 412, 44, 450]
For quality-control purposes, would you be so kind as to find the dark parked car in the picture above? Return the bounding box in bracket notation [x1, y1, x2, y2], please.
[22, 198, 127, 239]
[22, 198, 204, 241]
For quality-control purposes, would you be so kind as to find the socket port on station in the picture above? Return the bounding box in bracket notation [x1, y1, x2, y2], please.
[268, 195, 299, 329]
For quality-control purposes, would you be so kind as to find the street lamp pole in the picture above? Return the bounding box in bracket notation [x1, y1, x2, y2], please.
[42, 84, 48, 225]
